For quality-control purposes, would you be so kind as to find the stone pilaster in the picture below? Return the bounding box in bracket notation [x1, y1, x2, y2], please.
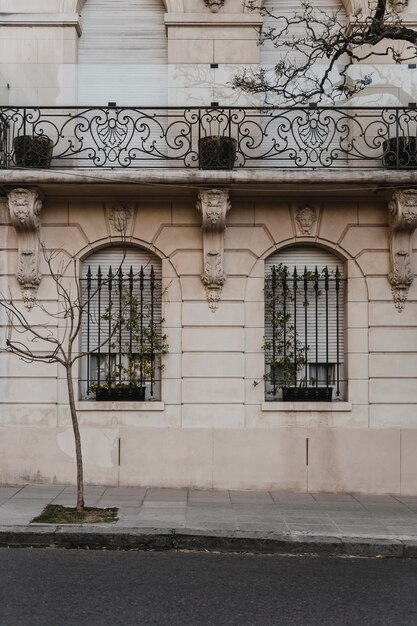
[196, 188, 231, 311]
[7, 187, 43, 309]
[388, 189, 417, 312]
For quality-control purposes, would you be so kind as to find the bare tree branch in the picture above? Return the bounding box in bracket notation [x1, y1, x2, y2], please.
[233, 0, 417, 104]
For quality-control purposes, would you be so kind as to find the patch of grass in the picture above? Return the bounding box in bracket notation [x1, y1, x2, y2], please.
[31, 504, 118, 524]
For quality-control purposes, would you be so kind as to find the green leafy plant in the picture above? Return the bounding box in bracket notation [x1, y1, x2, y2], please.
[262, 263, 307, 397]
[89, 291, 168, 397]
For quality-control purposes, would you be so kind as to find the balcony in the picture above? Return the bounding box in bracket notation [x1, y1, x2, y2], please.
[1, 106, 417, 171]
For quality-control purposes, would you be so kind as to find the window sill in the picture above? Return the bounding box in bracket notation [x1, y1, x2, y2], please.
[261, 401, 352, 412]
[76, 401, 165, 411]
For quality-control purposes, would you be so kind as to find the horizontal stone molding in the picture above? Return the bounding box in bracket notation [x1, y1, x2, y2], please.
[261, 402, 353, 412]
[0, 13, 82, 35]
[164, 13, 263, 25]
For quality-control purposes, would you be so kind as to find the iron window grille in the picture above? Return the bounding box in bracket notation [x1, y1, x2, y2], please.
[80, 259, 164, 402]
[264, 262, 345, 401]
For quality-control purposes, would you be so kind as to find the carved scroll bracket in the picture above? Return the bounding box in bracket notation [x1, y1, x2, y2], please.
[196, 189, 231, 311]
[7, 187, 43, 309]
[388, 189, 417, 312]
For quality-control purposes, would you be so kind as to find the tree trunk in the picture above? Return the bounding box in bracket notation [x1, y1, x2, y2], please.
[66, 365, 84, 512]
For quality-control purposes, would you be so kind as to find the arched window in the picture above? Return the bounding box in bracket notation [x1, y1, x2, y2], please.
[80, 246, 164, 401]
[265, 246, 345, 401]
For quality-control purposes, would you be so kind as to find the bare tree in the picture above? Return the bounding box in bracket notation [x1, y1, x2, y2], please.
[233, 0, 417, 104]
[1, 245, 166, 513]
[0, 251, 95, 512]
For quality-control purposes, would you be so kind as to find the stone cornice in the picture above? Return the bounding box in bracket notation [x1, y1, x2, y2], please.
[0, 13, 82, 35]
[2, 168, 417, 189]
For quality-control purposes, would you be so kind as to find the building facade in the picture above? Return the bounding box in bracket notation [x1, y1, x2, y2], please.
[1, 0, 417, 494]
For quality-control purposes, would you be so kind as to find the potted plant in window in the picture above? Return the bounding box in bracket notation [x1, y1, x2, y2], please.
[89, 291, 168, 402]
[263, 263, 334, 401]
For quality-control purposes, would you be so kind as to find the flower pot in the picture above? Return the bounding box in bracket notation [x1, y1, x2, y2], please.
[282, 386, 333, 401]
[13, 135, 53, 168]
[382, 137, 417, 169]
[95, 386, 146, 401]
[198, 135, 237, 170]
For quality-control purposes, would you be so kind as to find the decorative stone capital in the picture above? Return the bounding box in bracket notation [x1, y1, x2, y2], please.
[7, 188, 43, 309]
[388, 189, 417, 311]
[196, 189, 231, 311]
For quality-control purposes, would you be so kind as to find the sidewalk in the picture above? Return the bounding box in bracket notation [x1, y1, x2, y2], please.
[2, 484, 417, 557]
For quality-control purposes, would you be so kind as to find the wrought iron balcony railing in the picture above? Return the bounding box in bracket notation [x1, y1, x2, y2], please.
[1, 106, 417, 170]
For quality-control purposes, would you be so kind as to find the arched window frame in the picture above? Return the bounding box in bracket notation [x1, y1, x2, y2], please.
[264, 245, 346, 402]
[79, 245, 165, 402]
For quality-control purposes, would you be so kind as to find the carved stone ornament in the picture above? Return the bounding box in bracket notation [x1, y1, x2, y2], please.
[7, 188, 43, 309]
[204, 0, 225, 13]
[388, 189, 417, 311]
[295, 204, 317, 236]
[204, 0, 225, 12]
[196, 189, 231, 311]
[107, 202, 133, 235]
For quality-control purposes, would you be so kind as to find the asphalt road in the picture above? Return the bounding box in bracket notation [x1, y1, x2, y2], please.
[1, 549, 417, 626]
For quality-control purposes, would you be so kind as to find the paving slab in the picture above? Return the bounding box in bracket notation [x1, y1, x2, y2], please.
[1, 484, 417, 556]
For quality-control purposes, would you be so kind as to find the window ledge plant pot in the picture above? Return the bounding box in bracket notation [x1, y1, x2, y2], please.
[13, 134, 53, 168]
[282, 386, 333, 401]
[382, 136, 417, 169]
[95, 386, 146, 401]
[198, 135, 237, 170]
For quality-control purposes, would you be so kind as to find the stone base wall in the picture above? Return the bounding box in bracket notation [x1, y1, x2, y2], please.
[1, 192, 417, 494]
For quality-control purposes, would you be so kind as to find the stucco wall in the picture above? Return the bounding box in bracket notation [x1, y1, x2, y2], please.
[1, 192, 416, 493]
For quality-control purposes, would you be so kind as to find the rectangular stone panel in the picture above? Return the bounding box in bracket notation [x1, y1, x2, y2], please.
[182, 378, 244, 404]
[183, 327, 244, 352]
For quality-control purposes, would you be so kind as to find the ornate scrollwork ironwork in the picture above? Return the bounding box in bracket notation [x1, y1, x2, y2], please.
[1, 105, 417, 169]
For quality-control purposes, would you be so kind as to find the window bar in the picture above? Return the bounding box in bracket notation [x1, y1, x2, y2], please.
[314, 266, 319, 392]
[97, 266, 102, 390]
[282, 265, 288, 385]
[293, 267, 298, 392]
[335, 266, 341, 398]
[150, 265, 155, 397]
[303, 266, 308, 389]
[128, 266, 134, 387]
[395, 108, 400, 171]
[118, 267, 123, 387]
[86, 266, 92, 396]
[107, 266, 113, 388]
[324, 266, 329, 391]
[139, 266, 144, 389]
[271, 266, 277, 397]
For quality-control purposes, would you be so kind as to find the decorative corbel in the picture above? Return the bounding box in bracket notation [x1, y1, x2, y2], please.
[196, 189, 231, 311]
[388, 189, 417, 312]
[7, 188, 43, 309]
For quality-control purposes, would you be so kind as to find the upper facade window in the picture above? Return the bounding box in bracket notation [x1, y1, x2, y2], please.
[80, 246, 165, 402]
[265, 246, 345, 402]
[78, 0, 168, 106]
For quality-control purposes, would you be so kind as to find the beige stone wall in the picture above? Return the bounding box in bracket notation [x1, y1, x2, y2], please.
[1, 190, 416, 493]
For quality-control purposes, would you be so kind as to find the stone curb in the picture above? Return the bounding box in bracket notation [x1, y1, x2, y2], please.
[0, 526, 415, 557]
